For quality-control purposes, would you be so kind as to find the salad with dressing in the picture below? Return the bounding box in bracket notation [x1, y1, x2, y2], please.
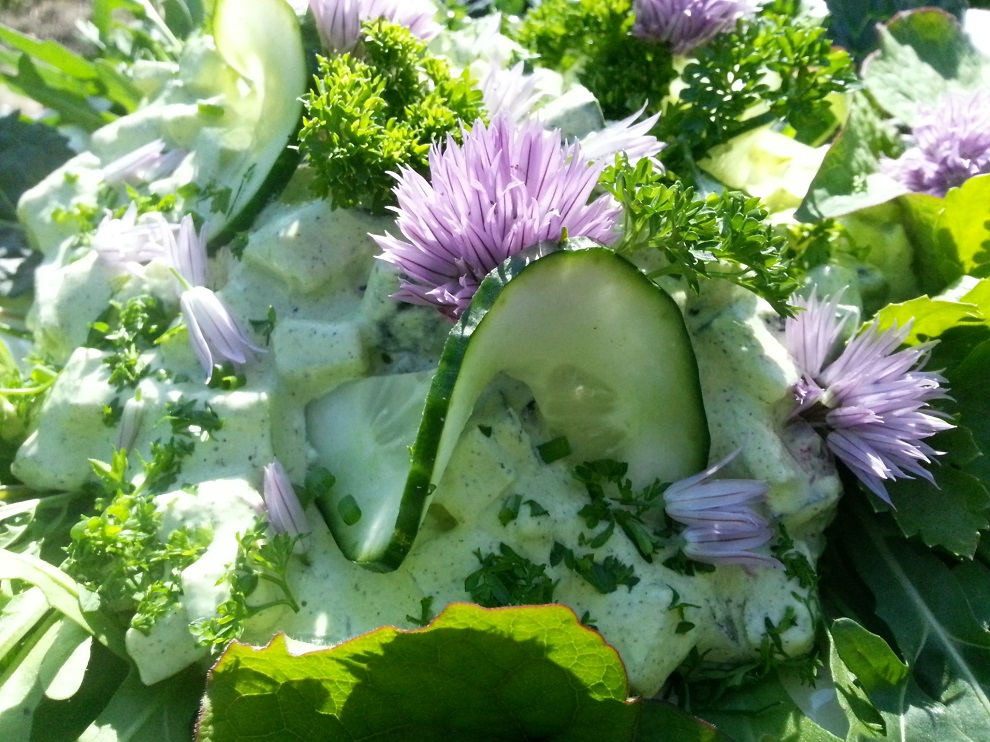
[2, 0, 989, 739]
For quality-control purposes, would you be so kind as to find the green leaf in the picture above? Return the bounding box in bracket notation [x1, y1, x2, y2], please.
[77, 666, 203, 742]
[796, 91, 906, 221]
[196, 603, 721, 741]
[690, 671, 842, 742]
[830, 618, 908, 705]
[0, 111, 74, 221]
[937, 175, 990, 277]
[868, 284, 990, 555]
[861, 8, 987, 122]
[0, 549, 126, 658]
[827, 500, 990, 740]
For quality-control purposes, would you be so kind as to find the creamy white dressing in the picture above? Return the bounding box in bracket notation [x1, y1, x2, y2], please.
[11, 26, 842, 696]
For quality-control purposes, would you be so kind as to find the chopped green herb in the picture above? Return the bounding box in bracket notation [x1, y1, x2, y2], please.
[464, 543, 556, 608]
[572, 458, 665, 560]
[772, 524, 818, 591]
[163, 398, 224, 441]
[101, 397, 123, 427]
[337, 495, 362, 526]
[549, 541, 639, 594]
[405, 596, 435, 627]
[661, 549, 716, 577]
[249, 305, 278, 346]
[536, 435, 572, 464]
[523, 499, 549, 518]
[498, 493, 523, 526]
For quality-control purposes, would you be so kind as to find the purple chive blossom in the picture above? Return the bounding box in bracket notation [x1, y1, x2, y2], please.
[91, 202, 175, 270]
[373, 114, 622, 319]
[101, 138, 184, 185]
[879, 89, 990, 197]
[578, 105, 664, 166]
[663, 450, 780, 570]
[180, 286, 263, 381]
[785, 291, 954, 504]
[262, 459, 311, 546]
[308, 0, 440, 54]
[632, 0, 758, 55]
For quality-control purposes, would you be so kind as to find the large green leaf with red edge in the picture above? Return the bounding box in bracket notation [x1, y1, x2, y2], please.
[195, 603, 729, 741]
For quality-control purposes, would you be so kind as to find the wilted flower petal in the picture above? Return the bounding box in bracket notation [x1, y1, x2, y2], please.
[785, 292, 954, 504]
[101, 138, 184, 185]
[578, 104, 664, 166]
[373, 114, 622, 319]
[91, 202, 175, 270]
[165, 214, 208, 289]
[632, 0, 759, 56]
[664, 449, 780, 569]
[263, 458, 311, 544]
[480, 61, 550, 123]
[880, 89, 990, 197]
[308, 0, 440, 54]
[180, 286, 263, 381]
[116, 396, 146, 452]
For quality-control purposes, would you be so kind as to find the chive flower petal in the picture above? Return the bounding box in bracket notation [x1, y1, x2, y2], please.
[308, 0, 441, 54]
[180, 287, 263, 381]
[262, 458, 311, 543]
[663, 449, 780, 569]
[91, 202, 174, 270]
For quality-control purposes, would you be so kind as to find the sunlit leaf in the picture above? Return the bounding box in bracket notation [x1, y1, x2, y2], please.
[196, 603, 726, 741]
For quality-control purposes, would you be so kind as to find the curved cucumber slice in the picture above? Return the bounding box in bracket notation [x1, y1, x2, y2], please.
[307, 238, 710, 571]
[205, 0, 306, 244]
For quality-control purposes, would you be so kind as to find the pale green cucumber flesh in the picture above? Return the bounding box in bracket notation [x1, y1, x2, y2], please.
[308, 238, 710, 571]
[205, 0, 307, 246]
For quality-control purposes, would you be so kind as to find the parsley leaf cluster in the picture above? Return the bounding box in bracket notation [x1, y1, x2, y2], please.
[656, 0, 855, 172]
[298, 19, 485, 213]
[603, 157, 801, 315]
[192, 522, 302, 650]
[62, 398, 224, 632]
[510, 0, 675, 119]
[87, 294, 176, 390]
[63, 448, 212, 634]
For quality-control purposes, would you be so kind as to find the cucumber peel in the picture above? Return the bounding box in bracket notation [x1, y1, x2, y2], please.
[308, 238, 710, 571]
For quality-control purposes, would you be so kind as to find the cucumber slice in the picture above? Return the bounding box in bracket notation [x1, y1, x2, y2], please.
[307, 238, 710, 571]
[205, 0, 307, 245]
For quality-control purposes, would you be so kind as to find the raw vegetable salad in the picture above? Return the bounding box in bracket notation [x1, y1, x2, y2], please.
[2, 0, 990, 740]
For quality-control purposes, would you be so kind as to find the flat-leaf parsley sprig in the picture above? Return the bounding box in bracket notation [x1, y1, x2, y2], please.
[654, 0, 855, 174]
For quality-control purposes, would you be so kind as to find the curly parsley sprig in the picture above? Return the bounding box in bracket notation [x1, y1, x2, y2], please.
[602, 157, 800, 315]
[510, 0, 675, 120]
[298, 18, 485, 213]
